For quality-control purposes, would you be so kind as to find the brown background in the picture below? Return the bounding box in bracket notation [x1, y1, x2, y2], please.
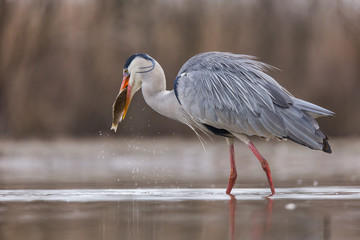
[0, 0, 359, 138]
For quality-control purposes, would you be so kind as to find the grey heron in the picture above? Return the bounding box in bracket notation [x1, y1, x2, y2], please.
[111, 52, 334, 196]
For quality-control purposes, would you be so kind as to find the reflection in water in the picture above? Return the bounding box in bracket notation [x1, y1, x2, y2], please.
[229, 195, 272, 240]
[324, 215, 332, 240]
[229, 195, 236, 240]
[249, 198, 273, 240]
[0, 191, 359, 240]
[227, 194, 343, 240]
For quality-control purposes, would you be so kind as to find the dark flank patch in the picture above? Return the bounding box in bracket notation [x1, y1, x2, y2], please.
[203, 124, 233, 137]
[285, 134, 332, 153]
[173, 75, 181, 105]
[322, 138, 332, 153]
[124, 53, 152, 69]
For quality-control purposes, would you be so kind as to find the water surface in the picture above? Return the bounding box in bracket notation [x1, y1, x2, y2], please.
[0, 138, 359, 239]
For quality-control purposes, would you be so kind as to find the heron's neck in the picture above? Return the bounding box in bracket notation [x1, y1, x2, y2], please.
[141, 65, 185, 123]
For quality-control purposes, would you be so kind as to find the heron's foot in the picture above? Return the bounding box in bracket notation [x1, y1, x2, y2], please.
[226, 171, 237, 195]
[264, 191, 275, 199]
[260, 159, 275, 196]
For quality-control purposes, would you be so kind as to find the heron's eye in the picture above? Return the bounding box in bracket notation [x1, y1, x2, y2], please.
[123, 69, 129, 76]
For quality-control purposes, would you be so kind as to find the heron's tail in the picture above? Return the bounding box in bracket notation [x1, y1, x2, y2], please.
[280, 107, 332, 154]
[283, 98, 333, 153]
[293, 98, 334, 118]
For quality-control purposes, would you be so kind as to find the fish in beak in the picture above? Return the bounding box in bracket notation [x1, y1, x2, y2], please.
[111, 74, 132, 132]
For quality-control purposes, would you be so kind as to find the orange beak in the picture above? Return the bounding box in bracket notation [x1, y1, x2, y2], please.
[120, 75, 132, 120]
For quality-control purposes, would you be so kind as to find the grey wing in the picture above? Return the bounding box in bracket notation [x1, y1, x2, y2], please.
[174, 52, 333, 150]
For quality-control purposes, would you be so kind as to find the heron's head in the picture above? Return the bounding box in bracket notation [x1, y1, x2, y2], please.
[111, 53, 155, 132]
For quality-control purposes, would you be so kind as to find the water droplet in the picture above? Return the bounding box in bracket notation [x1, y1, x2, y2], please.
[285, 203, 296, 210]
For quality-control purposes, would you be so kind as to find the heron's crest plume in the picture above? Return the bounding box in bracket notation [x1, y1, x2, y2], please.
[124, 53, 155, 73]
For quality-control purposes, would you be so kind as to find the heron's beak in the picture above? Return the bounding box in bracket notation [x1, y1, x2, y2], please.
[121, 76, 132, 121]
[111, 75, 132, 132]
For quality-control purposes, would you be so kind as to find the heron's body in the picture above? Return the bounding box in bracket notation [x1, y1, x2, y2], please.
[112, 52, 334, 196]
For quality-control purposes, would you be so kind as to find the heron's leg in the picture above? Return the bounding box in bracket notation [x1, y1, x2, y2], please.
[225, 138, 237, 194]
[248, 141, 275, 196]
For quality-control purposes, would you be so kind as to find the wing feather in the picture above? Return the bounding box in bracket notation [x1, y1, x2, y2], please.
[174, 52, 332, 150]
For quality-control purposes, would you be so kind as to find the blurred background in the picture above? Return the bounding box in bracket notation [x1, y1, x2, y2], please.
[0, 0, 359, 139]
[1, 3, 360, 239]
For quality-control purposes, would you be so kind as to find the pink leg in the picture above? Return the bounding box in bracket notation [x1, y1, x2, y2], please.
[226, 139, 237, 194]
[248, 141, 275, 196]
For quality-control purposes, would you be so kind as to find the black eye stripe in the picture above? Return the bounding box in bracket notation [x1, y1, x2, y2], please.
[124, 53, 153, 69]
